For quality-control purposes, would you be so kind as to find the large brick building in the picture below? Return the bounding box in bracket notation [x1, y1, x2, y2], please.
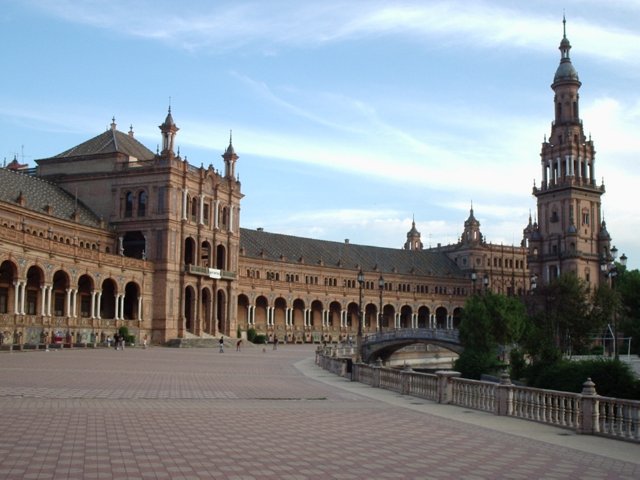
[0, 25, 612, 347]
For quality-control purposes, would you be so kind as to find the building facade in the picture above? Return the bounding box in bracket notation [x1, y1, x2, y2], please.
[0, 25, 610, 347]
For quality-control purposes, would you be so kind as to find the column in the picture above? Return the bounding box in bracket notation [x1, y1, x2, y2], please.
[229, 205, 234, 233]
[72, 289, 78, 318]
[96, 292, 102, 319]
[412, 313, 418, 328]
[65, 288, 71, 318]
[137, 296, 143, 321]
[214, 200, 220, 228]
[182, 189, 188, 220]
[46, 286, 52, 316]
[90, 291, 96, 319]
[199, 196, 204, 224]
[40, 285, 47, 316]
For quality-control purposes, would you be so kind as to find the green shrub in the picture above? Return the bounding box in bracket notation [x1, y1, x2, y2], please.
[454, 349, 499, 380]
[524, 359, 640, 399]
[247, 328, 257, 342]
[253, 334, 266, 344]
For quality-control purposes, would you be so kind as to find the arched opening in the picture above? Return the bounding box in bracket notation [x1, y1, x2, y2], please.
[274, 297, 287, 329]
[137, 190, 147, 217]
[100, 279, 117, 319]
[184, 286, 195, 333]
[255, 296, 269, 330]
[435, 306, 447, 329]
[52, 270, 70, 317]
[25, 266, 44, 315]
[417, 306, 430, 328]
[400, 305, 413, 328]
[216, 289, 226, 335]
[184, 237, 196, 265]
[237, 294, 250, 331]
[292, 298, 305, 328]
[364, 303, 376, 332]
[0, 260, 18, 314]
[216, 244, 226, 270]
[201, 241, 211, 267]
[77, 274, 94, 318]
[310, 300, 323, 329]
[123, 282, 140, 320]
[201, 288, 211, 333]
[381, 304, 394, 329]
[452, 307, 463, 329]
[328, 301, 341, 328]
[123, 191, 134, 218]
[122, 231, 146, 259]
[347, 302, 358, 329]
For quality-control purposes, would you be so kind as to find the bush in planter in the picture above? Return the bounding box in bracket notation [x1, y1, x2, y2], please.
[247, 328, 257, 343]
[253, 334, 266, 344]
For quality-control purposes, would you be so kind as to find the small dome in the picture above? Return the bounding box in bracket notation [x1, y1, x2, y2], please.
[554, 60, 579, 83]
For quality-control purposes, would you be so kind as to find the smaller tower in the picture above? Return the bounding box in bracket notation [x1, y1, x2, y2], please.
[404, 216, 423, 250]
[159, 107, 179, 157]
[460, 203, 483, 246]
[222, 130, 238, 179]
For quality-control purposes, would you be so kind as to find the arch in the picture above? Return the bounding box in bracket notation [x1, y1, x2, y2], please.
[201, 287, 212, 333]
[328, 301, 341, 328]
[122, 231, 146, 259]
[417, 306, 430, 328]
[25, 265, 44, 315]
[77, 274, 94, 318]
[452, 307, 463, 329]
[292, 298, 305, 327]
[123, 282, 140, 320]
[435, 306, 448, 329]
[273, 297, 287, 328]
[184, 286, 195, 333]
[100, 278, 117, 319]
[255, 295, 269, 330]
[381, 304, 395, 330]
[237, 294, 250, 330]
[216, 288, 227, 335]
[310, 300, 323, 328]
[184, 237, 196, 265]
[123, 191, 134, 218]
[216, 244, 226, 270]
[347, 301, 358, 329]
[201, 241, 212, 267]
[364, 303, 377, 332]
[400, 305, 413, 329]
[0, 260, 18, 314]
[137, 190, 147, 217]
[52, 270, 70, 317]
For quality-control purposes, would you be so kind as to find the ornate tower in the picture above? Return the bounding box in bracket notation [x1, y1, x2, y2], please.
[222, 131, 238, 179]
[525, 18, 609, 286]
[159, 106, 179, 157]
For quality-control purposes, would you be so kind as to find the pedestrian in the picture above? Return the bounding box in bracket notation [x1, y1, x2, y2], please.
[143, 334, 148, 349]
[236, 339, 242, 352]
[219, 336, 224, 353]
[113, 333, 119, 350]
[273, 336, 278, 350]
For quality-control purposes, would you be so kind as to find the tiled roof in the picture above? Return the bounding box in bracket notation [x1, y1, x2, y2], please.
[0, 168, 103, 227]
[51, 129, 155, 160]
[240, 228, 463, 278]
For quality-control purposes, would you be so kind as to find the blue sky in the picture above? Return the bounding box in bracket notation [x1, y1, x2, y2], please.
[2, 0, 639, 269]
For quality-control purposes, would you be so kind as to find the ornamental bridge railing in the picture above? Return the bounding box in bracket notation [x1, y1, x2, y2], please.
[315, 350, 640, 444]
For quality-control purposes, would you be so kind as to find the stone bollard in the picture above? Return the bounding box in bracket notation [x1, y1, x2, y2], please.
[496, 371, 513, 416]
[578, 378, 599, 435]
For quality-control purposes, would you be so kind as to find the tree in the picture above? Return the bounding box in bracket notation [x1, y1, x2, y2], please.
[526, 274, 594, 359]
[617, 267, 640, 355]
[455, 292, 529, 378]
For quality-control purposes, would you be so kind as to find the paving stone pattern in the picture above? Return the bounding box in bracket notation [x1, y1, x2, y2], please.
[0, 346, 638, 479]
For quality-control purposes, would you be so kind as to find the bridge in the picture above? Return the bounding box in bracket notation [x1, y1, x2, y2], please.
[361, 328, 462, 364]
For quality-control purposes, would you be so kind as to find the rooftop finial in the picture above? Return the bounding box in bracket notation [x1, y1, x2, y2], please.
[563, 12, 567, 38]
[229, 129, 233, 145]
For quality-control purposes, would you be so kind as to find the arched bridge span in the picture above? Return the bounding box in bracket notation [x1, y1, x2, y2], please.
[361, 328, 462, 364]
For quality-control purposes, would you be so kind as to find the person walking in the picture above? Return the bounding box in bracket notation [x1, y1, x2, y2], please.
[273, 336, 278, 350]
[236, 339, 242, 352]
[218, 336, 224, 353]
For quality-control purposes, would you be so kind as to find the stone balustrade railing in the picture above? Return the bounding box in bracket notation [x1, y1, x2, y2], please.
[315, 350, 640, 443]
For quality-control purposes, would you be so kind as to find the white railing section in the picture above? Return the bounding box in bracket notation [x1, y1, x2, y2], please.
[315, 349, 640, 444]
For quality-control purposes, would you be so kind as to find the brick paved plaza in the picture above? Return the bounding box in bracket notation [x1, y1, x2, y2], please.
[1, 344, 638, 479]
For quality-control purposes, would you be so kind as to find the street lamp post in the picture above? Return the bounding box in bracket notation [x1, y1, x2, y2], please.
[378, 275, 384, 334]
[357, 269, 364, 362]
[530, 273, 537, 294]
[483, 274, 489, 294]
[600, 246, 627, 360]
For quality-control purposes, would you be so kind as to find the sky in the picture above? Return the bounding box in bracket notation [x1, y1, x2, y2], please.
[1, 0, 639, 269]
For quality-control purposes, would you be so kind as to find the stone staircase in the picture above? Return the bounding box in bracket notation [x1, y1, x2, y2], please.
[166, 332, 223, 348]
